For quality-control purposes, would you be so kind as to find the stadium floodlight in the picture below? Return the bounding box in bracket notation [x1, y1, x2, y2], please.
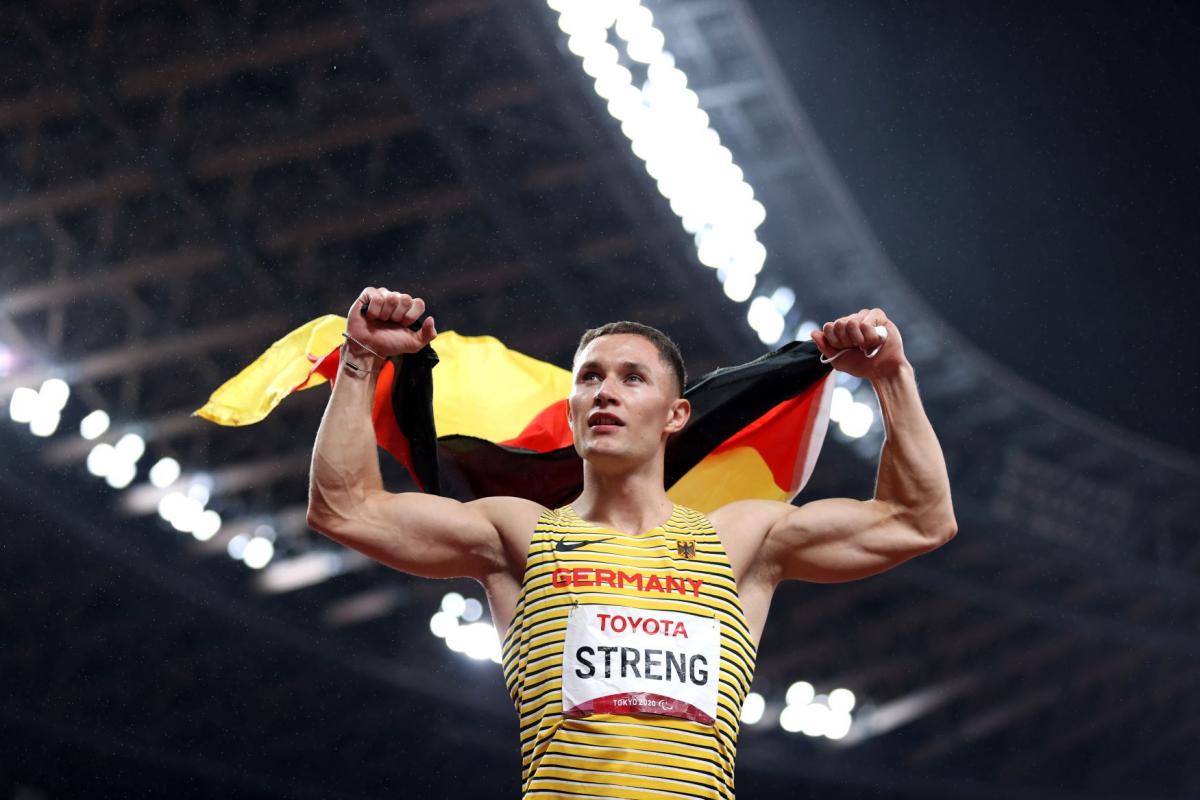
[740, 692, 765, 725]
[8, 387, 38, 424]
[546, 0, 770, 326]
[79, 410, 111, 440]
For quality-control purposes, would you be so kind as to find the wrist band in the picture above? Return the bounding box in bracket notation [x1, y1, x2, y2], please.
[342, 332, 387, 360]
[340, 341, 383, 375]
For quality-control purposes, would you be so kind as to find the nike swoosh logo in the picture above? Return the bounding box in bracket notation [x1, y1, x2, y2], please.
[555, 536, 615, 552]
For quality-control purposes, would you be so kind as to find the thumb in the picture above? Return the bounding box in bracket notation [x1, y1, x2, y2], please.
[810, 329, 831, 357]
[419, 315, 438, 344]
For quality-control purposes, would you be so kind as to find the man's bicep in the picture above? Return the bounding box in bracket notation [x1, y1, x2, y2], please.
[308, 490, 508, 580]
[764, 496, 937, 584]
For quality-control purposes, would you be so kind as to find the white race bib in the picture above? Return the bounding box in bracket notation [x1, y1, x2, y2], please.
[562, 603, 721, 725]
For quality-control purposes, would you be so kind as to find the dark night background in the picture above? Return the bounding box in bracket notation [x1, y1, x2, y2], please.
[748, 0, 1200, 456]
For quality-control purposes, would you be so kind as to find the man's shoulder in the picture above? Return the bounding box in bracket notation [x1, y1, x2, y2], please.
[707, 498, 795, 537]
[466, 495, 548, 532]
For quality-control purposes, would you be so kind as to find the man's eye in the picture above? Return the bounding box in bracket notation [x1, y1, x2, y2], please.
[583, 372, 600, 381]
[627, 374, 644, 382]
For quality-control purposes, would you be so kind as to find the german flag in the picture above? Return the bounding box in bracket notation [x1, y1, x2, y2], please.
[194, 317, 836, 512]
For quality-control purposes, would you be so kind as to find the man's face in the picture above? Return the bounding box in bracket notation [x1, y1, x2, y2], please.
[568, 333, 689, 466]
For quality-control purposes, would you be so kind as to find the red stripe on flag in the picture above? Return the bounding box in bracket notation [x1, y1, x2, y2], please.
[499, 398, 573, 452]
[711, 376, 829, 494]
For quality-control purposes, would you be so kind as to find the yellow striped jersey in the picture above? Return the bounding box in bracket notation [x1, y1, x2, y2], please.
[500, 503, 758, 799]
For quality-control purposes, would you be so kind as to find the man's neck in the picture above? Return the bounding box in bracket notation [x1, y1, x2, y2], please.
[572, 459, 675, 537]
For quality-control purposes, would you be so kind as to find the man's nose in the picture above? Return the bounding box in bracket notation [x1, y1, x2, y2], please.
[593, 379, 619, 405]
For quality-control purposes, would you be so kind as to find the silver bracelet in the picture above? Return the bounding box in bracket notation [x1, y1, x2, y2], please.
[341, 332, 387, 360]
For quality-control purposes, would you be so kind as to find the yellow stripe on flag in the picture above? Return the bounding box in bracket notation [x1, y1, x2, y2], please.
[668, 446, 789, 513]
[430, 332, 571, 442]
[193, 319, 570, 439]
[192, 314, 346, 426]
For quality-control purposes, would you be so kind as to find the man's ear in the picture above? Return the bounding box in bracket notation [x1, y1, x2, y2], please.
[665, 398, 691, 434]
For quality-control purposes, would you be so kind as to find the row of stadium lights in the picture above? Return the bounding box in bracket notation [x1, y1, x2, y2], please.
[5, 374, 277, 570]
[548, 0, 802, 348]
[430, 591, 503, 663]
[741, 681, 856, 740]
[432, 592, 855, 737]
[549, 0, 880, 441]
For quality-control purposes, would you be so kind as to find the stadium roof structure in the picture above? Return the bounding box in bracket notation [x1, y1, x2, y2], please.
[2, 1, 1197, 798]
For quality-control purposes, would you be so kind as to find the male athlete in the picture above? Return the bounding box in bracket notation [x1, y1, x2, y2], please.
[306, 287, 957, 799]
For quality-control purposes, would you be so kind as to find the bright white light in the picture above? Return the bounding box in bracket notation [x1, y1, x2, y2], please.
[592, 65, 633, 101]
[148, 457, 181, 488]
[462, 622, 501, 661]
[625, 26, 665, 63]
[430, 610, 459, 639]
[771, 286, 796, 315]
[614, 4, 653, 41]
[829, 386, 854, 423]
[105, 460, 136, 489]
[824, 709, 853, 740]
[741, 692, 765, 725]
[732, 240, 767, 275]
[157, 490, 188, 522]
[441, 592, 466, 618]
[79, 410, 110, 440]
[838, 401, 875, 439]
[779, 703, 804, 733]
[29, 407, 61, 437]
[549, 0, 769, 332]
[114, 433, 145, 464]
[567, 29, 605, 58]
[829, 687, 856, 713]
[242, 536, 274, 569]
[170, 496, 205, 533]
[227, 533, 250, 560]
[87, 443, 118, 477]
[445, 623, 469, 654]
[581, 43, 620, 78]
[786, 680, 815, 707]
[722, 272, 755, 303]
[799, 702, 832, 738]
[192, 510, 222, 541]
[747, 296, 785, 344]
[8, 387, 38, 423]
[38, 378, 69, 412]
[462, 597, 483, 622]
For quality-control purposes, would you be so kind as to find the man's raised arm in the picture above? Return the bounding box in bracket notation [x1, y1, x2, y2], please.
[718, 308, 957, 586]
[305, 287, 520, 582]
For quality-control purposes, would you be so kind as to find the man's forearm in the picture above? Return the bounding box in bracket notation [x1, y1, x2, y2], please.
[307, 343, 388, 523]
[869, 362, 957, 538]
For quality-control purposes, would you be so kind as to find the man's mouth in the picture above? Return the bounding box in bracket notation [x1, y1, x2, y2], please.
[588, 412, 624, 429]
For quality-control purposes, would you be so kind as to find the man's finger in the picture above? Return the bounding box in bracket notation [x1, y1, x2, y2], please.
[397, 297, 425, 326]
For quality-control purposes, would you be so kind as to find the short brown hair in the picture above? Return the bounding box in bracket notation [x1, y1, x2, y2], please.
[575, 321, 687, 397]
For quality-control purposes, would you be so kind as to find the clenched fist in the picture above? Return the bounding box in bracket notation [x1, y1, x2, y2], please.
[810, 307, 907, 379]
[345, 287, 438, 359]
